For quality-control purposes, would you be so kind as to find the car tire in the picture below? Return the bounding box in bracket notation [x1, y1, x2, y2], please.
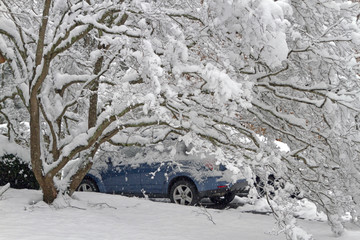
[209, 192, 235, 205]
[170, 180, 199, 206]
[77, 178, 99, 192]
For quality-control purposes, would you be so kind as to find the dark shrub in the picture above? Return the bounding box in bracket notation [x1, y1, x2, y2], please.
[0, 154, 39, 189]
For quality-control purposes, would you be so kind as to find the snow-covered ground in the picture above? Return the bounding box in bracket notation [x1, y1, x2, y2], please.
[1, 189, 360, 240]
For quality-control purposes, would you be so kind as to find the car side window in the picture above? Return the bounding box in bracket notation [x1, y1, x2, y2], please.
[121, 147, 142, 158]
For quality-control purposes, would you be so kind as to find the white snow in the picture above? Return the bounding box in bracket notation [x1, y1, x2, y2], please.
[0, 135, 30, 162]
[0, 189, 359, 240]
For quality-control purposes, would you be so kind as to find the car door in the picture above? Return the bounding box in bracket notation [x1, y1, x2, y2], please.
[140, 162, 171, 195]
[123, 162, 143, 194]
[100, 158, 142, 194]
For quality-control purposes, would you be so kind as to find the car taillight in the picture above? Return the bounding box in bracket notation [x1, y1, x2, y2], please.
[205, 162, 226, 171]
[217, 185, 227, 189]
[205, 163, 214, 171]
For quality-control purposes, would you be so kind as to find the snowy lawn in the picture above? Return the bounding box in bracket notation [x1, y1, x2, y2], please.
[1, 189, 360, 240]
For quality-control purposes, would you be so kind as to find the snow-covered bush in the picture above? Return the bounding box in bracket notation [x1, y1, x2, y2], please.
[0, 154, 39, 190]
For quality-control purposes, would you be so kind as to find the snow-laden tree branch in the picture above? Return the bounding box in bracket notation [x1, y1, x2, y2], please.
[1, 0, 360, 238]
[0, 183, 10, 197]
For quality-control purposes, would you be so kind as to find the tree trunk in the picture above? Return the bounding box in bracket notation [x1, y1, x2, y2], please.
[88, 78, 100, 129]
[68, 161, 93, 195]
[88, 52, 103, 129]
[68, 54, 103, 194]
[30, 0, 55, 203]
[30, 94, 59, 203]
[42, 177, 58, 204]
[29, 94, 45, 191]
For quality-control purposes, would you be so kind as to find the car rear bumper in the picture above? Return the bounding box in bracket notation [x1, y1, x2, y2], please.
[198, 178, 248, 198]
[230, 179, 248, 193]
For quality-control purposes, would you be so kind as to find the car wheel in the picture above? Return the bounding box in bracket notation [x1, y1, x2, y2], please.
[209, 192, 235, 205]
[77, 178, 98, 192]
[170, 180, 199, 205]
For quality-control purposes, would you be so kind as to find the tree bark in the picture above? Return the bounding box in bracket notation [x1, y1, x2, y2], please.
[87, 55, 103, 129]
[68, 161, 93, 195]
[42, 177, 58, 204]
[68, 50, 104, 194]
[0, 52, 6, 64]
[30, 0, 55, 203]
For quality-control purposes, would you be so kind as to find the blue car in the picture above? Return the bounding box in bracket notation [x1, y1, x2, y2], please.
[77, 142, 248, 205]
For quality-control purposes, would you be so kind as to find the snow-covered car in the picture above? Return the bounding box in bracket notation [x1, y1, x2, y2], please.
[77, 142, 248, 205]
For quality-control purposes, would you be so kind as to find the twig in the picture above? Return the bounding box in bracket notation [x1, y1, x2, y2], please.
[88, 202, 117, 209]
[0, 183, 10, 198]
[68, 205, 87, 210]
[194, 206, 216, 225]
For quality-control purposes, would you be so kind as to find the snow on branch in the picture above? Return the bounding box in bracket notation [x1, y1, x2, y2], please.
[0, 183, 10, 198]
[0, 11, 26, 57]
[75, 15, 140, 38]
[256, 82, 325, 107]
[45, 103, 146, 175]
[252, 100, 308, 129]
